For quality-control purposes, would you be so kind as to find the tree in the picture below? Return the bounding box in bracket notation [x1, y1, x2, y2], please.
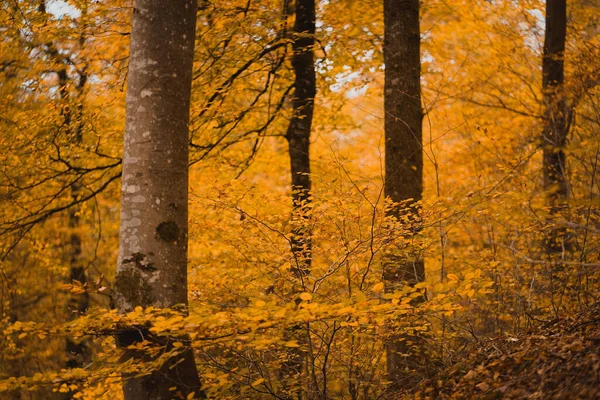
[541, 0, 571, 254]
[39, 0, 93, 379]
[112, 1, 203, 398]
[281, 0, 317, 393]
[1, 0, 600, 398]
[286, 0, 316, 277]
[383, 0, 424, 389]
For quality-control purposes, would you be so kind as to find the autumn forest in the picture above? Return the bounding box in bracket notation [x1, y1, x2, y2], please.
[1, 0, 599, 399]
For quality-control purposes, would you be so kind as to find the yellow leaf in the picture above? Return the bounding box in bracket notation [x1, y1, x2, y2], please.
[299, 292, 312, 301]
[255, 300, 266, 308]
[372, 282, 384, 293]
[251, 378, 265, 387]
[355, 291, 367, 303]
[447, 273, 459, 281]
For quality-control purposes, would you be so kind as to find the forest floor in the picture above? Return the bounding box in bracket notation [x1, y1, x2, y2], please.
[411, 304, 600, 399]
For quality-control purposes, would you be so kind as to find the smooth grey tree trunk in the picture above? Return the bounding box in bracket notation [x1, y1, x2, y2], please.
[542, 0, 571, 255]
[383, 0, 425, 391]
[113, 1, 203, 398]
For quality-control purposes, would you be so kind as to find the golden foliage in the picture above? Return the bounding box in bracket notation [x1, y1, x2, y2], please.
[0, 0, 598, 398]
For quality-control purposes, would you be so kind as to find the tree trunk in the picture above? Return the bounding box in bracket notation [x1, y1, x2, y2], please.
[40, 0, 92, 390]
[65, 9, 90, 381]
[112, 1, 203, 398]
[286, 0, 316, 278]
[282, 0, 316, 396]
[65, 70, 90, 373]
[542, 0, 570, 254]
[383, 0, 425, 390]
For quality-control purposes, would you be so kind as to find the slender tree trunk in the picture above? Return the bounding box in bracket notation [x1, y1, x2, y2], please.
[112, 1, 203, 398]
[40, 0, 91, 390]
[282, 0, 316, 396]
[64, 10, 91, 381]
[52, 45, 90, 400]
[65, 72, 90, 372]
[383, 0, 425, 390]
[542, 0, 571, 254]
[286, 0, 316, 278]
[56, 64, 91, 374]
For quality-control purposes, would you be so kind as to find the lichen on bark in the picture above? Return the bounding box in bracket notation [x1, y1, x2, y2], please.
[113, 268, 155, 310]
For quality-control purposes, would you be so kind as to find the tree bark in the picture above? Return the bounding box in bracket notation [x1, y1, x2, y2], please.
[542, 0, 571, 254]
[39, 0, 91, 390]
[281, 0, 316, 396]
[64, 8, 90, 381]
[113, 1, 203, 398]
[286, 0, 316, 278]
[383, 0, 425, 390]
[65, 69, 90, 374]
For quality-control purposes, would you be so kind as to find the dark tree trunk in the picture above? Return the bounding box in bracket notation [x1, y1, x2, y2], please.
[65, 14, 90, 380]
[281, 0, 316, 396]
[542, 0, 571, 254]
[286, 0, 316, 278]
[383, 0, 425, 390]
[112, 1, 203, 398]
[40, 0, 92, 391]
[65, 75, 90, 373]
